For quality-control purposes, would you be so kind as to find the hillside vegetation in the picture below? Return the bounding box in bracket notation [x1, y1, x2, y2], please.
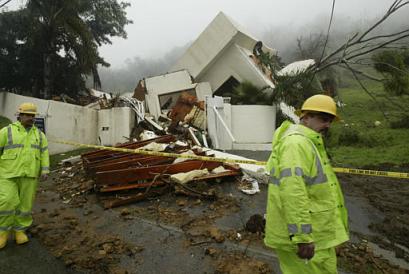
[327, 81, 409, 169]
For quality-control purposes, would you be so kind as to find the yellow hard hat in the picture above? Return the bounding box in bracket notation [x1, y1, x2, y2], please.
[296, 94, 338, 119]
[17, 102, 38, 115]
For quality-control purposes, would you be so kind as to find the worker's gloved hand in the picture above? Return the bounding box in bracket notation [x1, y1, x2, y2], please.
[39, 174, 49, 182]
[297, 242, 315, 260]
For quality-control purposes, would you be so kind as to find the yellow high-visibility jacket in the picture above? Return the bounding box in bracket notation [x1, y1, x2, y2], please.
[0, 121, 50, 178]
[264, 121, 349, 251]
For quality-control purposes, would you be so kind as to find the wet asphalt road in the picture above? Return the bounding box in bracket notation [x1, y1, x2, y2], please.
[0, 236, 79, 274]
[0, 149, 378, 274]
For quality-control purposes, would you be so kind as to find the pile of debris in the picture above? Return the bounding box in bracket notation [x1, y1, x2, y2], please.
[129, 92, 208, 148]
[79, 134, 241, 208]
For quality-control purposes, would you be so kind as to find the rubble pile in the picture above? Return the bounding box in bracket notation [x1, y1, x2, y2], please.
[53, 162, 93, 208]
[79, 134, 241, 208]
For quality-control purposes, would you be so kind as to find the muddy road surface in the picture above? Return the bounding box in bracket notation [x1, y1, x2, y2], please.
[1, 150, 408, 274]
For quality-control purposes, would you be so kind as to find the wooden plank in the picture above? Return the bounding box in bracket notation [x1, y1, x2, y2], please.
[102, 185, 171, 209]
[95, 160, 229, 185]
[91, 157, 174, 173]
[99, 181, 165, 192]
[82, 135, 175, 164]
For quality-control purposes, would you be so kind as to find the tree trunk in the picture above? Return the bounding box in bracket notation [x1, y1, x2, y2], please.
[43, 52, 52, 99]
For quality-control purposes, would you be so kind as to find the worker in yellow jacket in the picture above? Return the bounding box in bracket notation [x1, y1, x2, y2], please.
[264, 95, 349, 273]
[0, 103, 50, 249]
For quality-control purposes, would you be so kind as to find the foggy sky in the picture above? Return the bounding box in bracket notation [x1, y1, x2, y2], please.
[99, 0, 400, 68]
[3, 0, 405, 68]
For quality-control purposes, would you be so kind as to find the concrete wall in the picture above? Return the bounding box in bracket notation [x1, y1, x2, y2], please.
[0, 92, 99, 154]
[195, 82, 213, 101]
[0, 92, 50, 121]
[98, 107, 135, 146]
[145, 70, 193, 95]
[206, 96, 275, 151]
[231, 105, 275, 150]
[47, 100, 98, 154]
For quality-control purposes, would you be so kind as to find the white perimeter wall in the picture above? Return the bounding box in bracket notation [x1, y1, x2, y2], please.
[206, 98, 275, 151]
[0, 92, 98, 154]
[231, 105, 275, 144]
[98, 107, 134, 146]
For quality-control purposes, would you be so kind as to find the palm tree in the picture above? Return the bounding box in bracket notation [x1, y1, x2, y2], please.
[27, 0, 103, 98]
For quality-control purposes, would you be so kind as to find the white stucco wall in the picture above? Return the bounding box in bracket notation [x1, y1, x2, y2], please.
[195, 82, 213, 101]
[231, 105, 276, 143]
[206, 95, 276, 151]
[0, 92, 98, 154]
[145, 70, 193, 95]
[47, 101, 98, 153]
[0, 92, 50, 121]
[98, 107, 135, 146]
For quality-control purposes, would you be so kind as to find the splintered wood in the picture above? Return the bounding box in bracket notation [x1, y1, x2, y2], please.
[81, 135, 240, 208]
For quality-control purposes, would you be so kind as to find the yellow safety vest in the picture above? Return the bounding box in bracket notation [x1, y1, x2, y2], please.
[264, 121, 349, 251]
[0, 121, 50, 178]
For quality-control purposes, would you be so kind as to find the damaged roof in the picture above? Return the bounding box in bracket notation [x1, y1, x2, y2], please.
[171, 12, 277, 80]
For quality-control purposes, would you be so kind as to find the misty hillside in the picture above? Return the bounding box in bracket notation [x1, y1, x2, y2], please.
[95, 11, 409, 94]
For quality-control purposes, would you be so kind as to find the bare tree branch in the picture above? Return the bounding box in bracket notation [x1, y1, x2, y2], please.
[318, 33, 358, 67]
[343, 61, 389, 120]
[346, 33, 409, 61]
[315, 0, 409, 73]
[349, 59, 409, 75]
[339, 62, 383, 82]
[357, 0, 409, 42]
[360, 28, 409, 43]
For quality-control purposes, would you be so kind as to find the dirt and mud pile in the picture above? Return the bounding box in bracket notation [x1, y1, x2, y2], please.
[32, 206, 143, 273]
[33, 161, 272, 274]
[339, 173, 409, 262]
[30, 158, 409, 274]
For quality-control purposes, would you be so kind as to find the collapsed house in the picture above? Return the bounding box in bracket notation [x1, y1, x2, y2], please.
[134, 12, 287, 151]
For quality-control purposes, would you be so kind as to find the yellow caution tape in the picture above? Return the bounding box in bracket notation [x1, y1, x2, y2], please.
[51, 139, 267, 166]
[51, 139, 409, 179]
[332, 167, 409, 179]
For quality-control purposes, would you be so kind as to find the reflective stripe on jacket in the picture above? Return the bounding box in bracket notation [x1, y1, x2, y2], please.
[0, 121, 50, 178]
[264, 121, 349, 251]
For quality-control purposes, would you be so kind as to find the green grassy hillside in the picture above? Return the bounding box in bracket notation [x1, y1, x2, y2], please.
[327, 81, 409, 169]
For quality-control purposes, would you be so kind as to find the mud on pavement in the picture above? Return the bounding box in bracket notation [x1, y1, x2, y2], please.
[337, 171, 409, 274]
[28, 160, 409, 274]
[30, 163, 277, 274]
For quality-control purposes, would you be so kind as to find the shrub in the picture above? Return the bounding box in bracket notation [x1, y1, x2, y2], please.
[390, 115, 409, 129]
[338, 127, 361, 146]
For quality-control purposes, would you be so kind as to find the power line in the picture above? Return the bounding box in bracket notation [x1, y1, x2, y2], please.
[318, 0, 336, 67]
[308, 0, 336, 86]
[0, 0, 14, 9]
